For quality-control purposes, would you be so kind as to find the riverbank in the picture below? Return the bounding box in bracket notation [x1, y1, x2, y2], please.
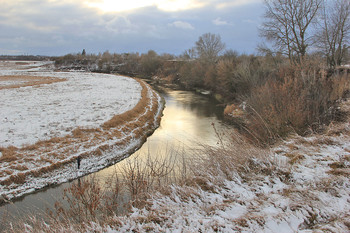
[0, 61, 164, 203]
[23, 98, 350, 232]
[111, 99, 350, 232]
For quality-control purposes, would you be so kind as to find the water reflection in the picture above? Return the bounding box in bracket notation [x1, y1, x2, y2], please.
[96, 87, 230, 181]
[163, 89, 224, 120]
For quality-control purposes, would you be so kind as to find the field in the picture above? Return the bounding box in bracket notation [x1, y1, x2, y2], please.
[0, 61, 163, 201]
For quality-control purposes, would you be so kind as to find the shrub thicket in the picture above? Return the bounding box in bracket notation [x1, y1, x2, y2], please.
[242, 62, 350, 145]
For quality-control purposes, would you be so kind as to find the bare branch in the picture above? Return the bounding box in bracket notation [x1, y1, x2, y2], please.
[260, 0, 322, 64]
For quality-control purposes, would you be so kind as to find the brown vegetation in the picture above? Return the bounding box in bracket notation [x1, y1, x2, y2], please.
[102, 80, 149, 129]
[242, 64, 350, 145]
[0, 75, 67, 89]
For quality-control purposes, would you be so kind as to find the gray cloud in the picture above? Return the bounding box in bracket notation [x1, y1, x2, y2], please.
[0, 0, 264, 55]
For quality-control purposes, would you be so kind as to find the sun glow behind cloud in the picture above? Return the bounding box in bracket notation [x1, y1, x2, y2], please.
[85, 0, 205, 12]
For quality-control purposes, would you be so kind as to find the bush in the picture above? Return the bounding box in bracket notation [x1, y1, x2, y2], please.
[242, 63, 350, 145]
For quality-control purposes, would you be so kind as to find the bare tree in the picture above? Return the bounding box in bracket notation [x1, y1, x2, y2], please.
[195, 33, 225, 63]
[260, 0, 322, 65]
[315, 0, 350, 69]
[182, 47, 197, 60]
[140, 50, 161, 77]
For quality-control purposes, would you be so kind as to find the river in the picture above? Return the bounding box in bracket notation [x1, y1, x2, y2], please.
[0, 85, 232, 228]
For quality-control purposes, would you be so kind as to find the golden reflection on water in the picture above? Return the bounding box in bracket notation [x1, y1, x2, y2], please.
[95, 89, 231, 183]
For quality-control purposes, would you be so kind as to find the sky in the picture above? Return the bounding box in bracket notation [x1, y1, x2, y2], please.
[0, 0, 264, 56]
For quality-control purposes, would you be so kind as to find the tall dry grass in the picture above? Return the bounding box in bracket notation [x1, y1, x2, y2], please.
[241, 64, 350, 145]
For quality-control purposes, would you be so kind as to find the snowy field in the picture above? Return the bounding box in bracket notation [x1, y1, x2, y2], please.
[0, 61, 163, 200]
[0, 71, 141, 148]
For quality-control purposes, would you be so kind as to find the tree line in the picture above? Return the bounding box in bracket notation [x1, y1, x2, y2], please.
[54, 0, 350, 145]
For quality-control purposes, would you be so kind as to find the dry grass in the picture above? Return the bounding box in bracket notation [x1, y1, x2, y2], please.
[241, 69, 350, 145]
[186, 128, 271, 186]
[9, 165, 28, 171]
[327, 156, 350, 176]
[15, 62, 30, 65]
[289, 154, 305, 165]
[327, 169, 350, 176]
[0, 146, 19, 162]
[223, 104, 236, 116]
[0, 75, 67, 89]
[102, 80, 149, 129]
[12, 150, 180, 231]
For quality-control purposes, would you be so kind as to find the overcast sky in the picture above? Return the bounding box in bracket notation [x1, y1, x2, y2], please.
[0, 0, 264, 56]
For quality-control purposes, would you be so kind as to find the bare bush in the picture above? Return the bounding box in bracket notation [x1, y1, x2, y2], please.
[189, 127, 270, 184]
[50, 175, 121, 224]
[242, 63, 350, 145]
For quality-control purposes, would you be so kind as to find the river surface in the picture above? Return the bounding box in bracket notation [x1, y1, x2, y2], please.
[0, 86, 232, 227]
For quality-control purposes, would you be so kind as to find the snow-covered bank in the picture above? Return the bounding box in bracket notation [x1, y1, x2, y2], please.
[0, 61, 164, 201]
[77, 101, 349, 232]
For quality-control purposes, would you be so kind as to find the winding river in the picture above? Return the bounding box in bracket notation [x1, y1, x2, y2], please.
[0, 85, 232, 227]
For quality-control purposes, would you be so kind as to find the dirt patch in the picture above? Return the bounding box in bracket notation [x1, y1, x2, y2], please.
[0, 75, 66, 90]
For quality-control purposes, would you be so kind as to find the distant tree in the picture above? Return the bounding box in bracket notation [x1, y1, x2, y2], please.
[97, 51, 113, 71]
[182, 48, 197, 60]
[260, 0, 322, 65]
[195, 33, 225, 63]
[222, 49, 239, 60]
[315, 0, 350, 69]
[140, 50, 161, 77]
[82, 49, 86, 56]
[120, 53, 141, 75]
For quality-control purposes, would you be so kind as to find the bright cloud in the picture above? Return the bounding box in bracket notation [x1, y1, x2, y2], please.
[216, 0, 261, 9]
[213, 17, 229, 26]
[85, 0, 205, 12]
[169, 21, 195, 30]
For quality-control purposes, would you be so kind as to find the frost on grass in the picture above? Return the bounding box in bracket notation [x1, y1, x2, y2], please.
[0, 61, 163, 200]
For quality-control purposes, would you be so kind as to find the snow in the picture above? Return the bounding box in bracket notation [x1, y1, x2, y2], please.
[1, 72, 141, 147]
[0, 61, 163, 201]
